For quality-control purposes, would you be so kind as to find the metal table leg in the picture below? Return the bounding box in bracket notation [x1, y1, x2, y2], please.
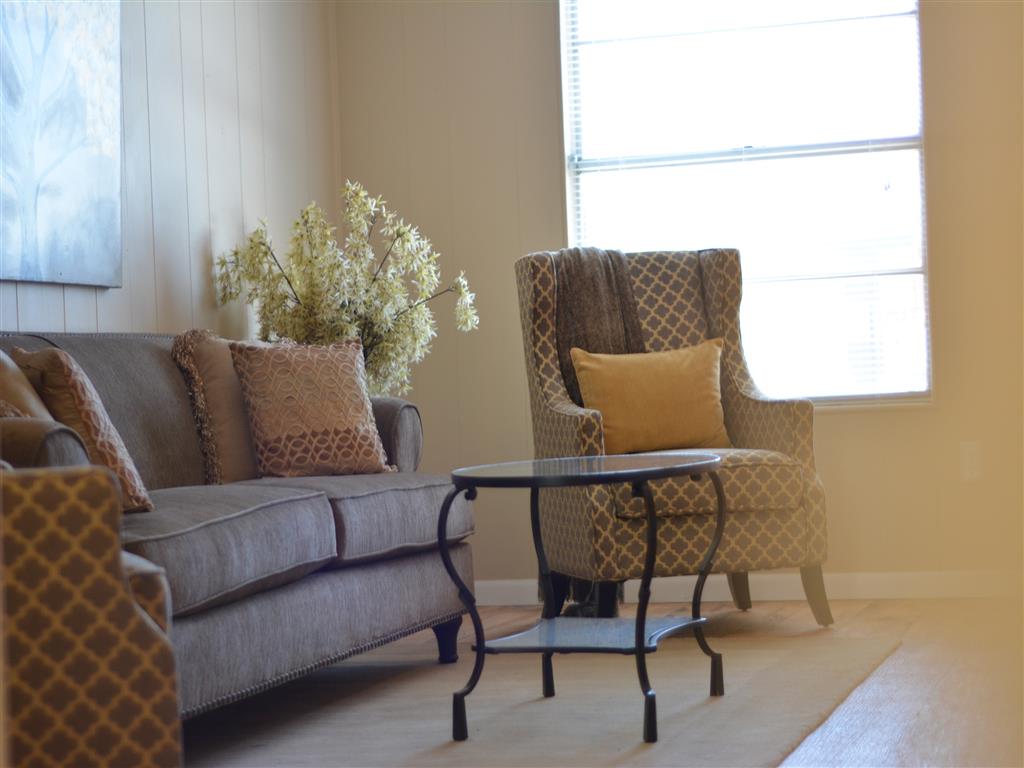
[633, 479, 659, 742]
[529, 486, 559, 697]
[438, 485, 484, 741]
[691, 471, 727, 696]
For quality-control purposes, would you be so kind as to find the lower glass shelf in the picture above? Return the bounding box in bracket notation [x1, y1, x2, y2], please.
[481, 615, 707, 655]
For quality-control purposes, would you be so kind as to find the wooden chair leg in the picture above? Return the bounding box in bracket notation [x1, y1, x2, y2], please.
[432, 615, 462, 663]
[548, 571, 571, 617]
[596, 581, 621, 618]
[800, 565, 834, 626]
[727, 572, 752, 610]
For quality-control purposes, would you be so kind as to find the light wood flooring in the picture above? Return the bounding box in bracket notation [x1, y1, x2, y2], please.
[420, 599, 1023, 767]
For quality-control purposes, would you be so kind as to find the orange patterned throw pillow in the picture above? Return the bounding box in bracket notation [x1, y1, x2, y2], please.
[0, 400, 28, 418]
[229, 341, 391, 477]
[11, 347, 154, 513]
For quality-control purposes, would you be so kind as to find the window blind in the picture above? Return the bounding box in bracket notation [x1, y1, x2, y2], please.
[562, 0, 929, 400]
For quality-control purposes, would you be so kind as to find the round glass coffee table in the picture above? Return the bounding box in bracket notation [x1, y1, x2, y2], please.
[436, 452, 728, 743]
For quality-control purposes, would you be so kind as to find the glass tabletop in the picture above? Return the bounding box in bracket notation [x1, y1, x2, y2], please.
[451, 451, 721, 489]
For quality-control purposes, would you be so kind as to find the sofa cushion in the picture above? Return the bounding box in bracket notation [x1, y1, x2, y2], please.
[122, 485, 337, 616]
[613, 448, 806, 518]
[239, 474, 473, 566]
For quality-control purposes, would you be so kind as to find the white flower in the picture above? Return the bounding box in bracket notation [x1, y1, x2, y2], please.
[217, 181, 479, 395]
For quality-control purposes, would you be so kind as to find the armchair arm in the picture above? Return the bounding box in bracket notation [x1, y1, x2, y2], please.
[2, 467, 182, 767]
[721, 357, 817, 469]
[370, 396, 423, 472]
[0, 416, 90, 468]
[123, 551, 173, 633]
[530, 390, 605, 459]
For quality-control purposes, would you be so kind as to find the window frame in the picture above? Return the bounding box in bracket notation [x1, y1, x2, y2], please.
[559, 0, 933, 406]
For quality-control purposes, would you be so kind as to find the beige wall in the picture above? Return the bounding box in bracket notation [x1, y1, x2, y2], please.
[334, 0, 1023, 583]
[0, 0, 336, 338]
[1, 1, 1019, 585]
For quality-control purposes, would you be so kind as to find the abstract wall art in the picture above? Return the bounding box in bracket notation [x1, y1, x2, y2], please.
[1, 1, 121, 287]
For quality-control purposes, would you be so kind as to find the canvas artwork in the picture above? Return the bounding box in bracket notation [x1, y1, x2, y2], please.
[0, 1, 121, 287]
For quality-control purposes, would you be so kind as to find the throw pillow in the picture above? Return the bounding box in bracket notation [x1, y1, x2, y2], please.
[570, 338, 732, 454]
[11, 347, 154, 512]
[229, 340, 392, 477]
[0, 350, 51, 419]
[0, 400, 28, 418]
[172, 330, 260, 484]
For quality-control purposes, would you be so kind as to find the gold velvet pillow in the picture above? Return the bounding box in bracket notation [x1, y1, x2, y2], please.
[172, 330, 261, 484]
[11, 347, 154, 512]
[0, 350, 51, 419]
[229, 341, 391, 477]
[570, 338, 731, 455]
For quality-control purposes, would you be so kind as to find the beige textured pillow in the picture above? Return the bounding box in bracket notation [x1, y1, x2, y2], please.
[570, 338, 732, 455]
[229, 341, 391, 477]
[0, 350, 51, 419]
[172, 330, 260, 484]
[11, 347, 154, 512]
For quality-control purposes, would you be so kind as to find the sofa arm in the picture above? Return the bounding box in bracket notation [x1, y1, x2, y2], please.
[0, 416, 90, 468]
[371, 397, 423, 472]
[2, 466, 182, 767]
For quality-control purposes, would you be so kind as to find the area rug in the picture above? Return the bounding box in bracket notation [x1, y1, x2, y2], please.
[185, 616, 898, 768]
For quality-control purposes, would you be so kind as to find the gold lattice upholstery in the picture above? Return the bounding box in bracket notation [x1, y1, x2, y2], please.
[514, 249, 828, 583]
[2, 466, 182, 767]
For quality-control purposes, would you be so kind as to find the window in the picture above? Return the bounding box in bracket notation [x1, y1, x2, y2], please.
[561, 0, 929, 400]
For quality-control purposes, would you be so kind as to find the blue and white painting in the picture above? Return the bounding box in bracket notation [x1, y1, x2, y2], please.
[1, 1, 121, 287]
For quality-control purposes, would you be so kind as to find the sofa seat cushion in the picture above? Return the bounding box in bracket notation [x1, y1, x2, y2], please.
[613, 448, 806, 518]
[122, 485, 336, 617]
[239, 474, 473, 566]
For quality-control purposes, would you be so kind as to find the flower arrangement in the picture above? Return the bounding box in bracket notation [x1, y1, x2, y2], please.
[216, 181, 479, 395]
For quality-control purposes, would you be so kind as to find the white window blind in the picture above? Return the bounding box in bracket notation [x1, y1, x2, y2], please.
[562, 0, 930, 400]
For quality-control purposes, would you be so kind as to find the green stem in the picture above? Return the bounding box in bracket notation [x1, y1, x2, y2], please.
[392, 286, 454, 321]
[267, 242, 301, 306]
[371, 233, 399, 284]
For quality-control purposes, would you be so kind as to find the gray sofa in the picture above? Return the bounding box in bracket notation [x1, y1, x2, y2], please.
[0, 332, 473, 718]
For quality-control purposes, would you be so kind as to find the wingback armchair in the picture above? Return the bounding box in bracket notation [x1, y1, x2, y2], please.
[514, 248, 833, 626]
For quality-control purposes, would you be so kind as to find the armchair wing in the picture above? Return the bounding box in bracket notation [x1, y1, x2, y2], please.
[699, 249, 817, 468]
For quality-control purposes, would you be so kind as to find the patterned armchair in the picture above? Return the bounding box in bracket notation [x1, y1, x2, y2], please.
[514, 248, 833, 626]
[2, 466, 182, 767]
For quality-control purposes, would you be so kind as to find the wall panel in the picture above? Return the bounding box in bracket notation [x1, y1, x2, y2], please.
[0, 0, 335, 337]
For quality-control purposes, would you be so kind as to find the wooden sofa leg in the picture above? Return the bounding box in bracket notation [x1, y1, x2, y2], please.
[727, 572, 752, 610]
[800, 565, 834, 626]
[432, 615, 463, 663]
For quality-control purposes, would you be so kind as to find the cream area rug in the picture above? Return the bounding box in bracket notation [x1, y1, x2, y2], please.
[184, 611, 898, 768]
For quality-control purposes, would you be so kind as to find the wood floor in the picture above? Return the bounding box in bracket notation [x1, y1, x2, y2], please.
[428, 599, 1024, 767]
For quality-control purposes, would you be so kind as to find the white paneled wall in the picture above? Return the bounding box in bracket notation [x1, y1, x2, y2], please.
[0, 0, 336, 336]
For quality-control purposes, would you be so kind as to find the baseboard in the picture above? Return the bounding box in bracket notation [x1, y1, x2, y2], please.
[473, 570, 1008, 606]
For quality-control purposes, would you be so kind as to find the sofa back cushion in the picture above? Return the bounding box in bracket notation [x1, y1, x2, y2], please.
[0, 334, 206, 490]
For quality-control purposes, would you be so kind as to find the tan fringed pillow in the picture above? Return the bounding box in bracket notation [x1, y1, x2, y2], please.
[172, 330, 261, 484]
[570, 338, 732, 455]
[229, 341, 392, 477]
[11, 347, 154, 512]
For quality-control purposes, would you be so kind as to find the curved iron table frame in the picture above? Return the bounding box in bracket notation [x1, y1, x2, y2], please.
[436, 455, 728, 743]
